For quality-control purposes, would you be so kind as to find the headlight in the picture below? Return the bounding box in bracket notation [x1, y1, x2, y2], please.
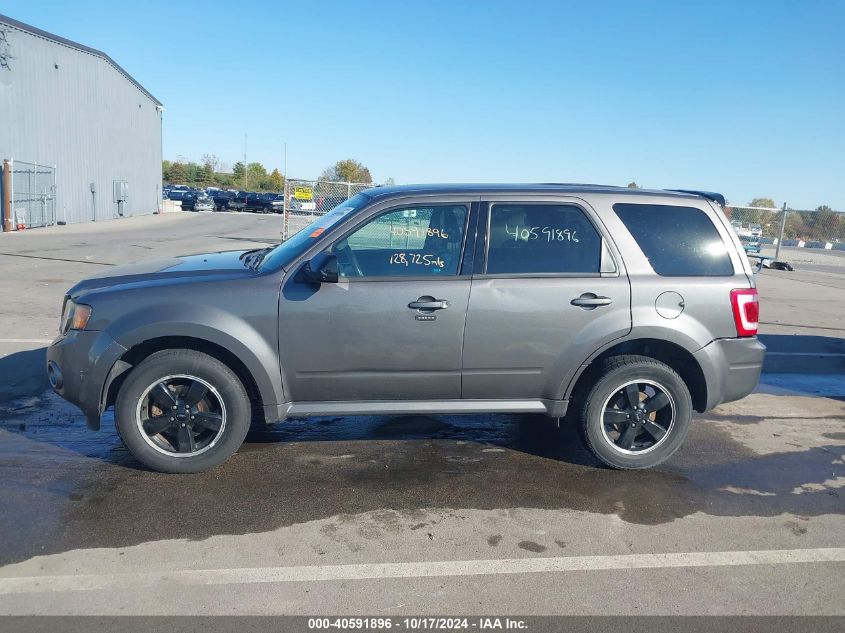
[60, 298, 93, 334]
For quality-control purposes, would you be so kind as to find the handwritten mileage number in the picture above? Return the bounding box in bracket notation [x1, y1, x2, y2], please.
[505, 224, 579, 243]
[389, 252, 446, 268]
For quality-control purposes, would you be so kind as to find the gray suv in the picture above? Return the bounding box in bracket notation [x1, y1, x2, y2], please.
[46, 184, 765, 473]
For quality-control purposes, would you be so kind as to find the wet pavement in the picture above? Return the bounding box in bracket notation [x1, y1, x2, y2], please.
[1, 389, 843, 563]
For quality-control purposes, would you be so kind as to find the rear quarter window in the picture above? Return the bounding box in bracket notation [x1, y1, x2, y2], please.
[612, 203, 734, 276]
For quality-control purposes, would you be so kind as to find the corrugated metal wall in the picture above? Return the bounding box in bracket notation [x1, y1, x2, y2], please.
[0, 21, 162, 225]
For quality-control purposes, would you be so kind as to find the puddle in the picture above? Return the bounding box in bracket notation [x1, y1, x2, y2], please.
[0, 389, 843, 566]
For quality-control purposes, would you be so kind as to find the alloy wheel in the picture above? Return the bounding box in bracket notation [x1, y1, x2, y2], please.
[600, 379, 675, 455]
[135, 375, 227, 458]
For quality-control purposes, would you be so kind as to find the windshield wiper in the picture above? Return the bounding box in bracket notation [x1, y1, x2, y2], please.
[241, 247, 273, 270]
[239, 248, 264, 261]
[250, 246, 273, 270]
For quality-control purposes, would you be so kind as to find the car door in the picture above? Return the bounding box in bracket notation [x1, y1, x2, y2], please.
[278, 199, 477, 402]
[461, 197, 632, 402]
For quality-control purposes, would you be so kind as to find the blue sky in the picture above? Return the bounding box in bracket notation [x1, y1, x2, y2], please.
[6, 1, 844, 208]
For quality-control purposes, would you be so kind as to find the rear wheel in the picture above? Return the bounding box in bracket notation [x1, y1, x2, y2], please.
[115, 349, 250, 473]
[578, 355, 692, 469]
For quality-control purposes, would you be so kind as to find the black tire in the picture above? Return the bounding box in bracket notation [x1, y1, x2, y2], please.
[579, 355, 692, 470]
[115, 349, 251, 473]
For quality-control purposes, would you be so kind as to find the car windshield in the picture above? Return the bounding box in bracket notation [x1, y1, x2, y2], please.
[257, 193, 370, 271]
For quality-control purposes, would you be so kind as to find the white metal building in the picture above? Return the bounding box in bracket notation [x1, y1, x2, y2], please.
[0, 14, 162, 227]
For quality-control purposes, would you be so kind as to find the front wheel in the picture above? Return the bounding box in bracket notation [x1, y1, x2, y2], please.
[579, 355, 692, 469]
[115, 349, 251, 473]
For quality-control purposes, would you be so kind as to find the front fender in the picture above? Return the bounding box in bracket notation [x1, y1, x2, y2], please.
[104, 302, 284, 411]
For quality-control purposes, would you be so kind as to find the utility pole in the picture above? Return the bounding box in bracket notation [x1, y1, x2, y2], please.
[243, 133, 248, 190]
[775, 202, 787, 261]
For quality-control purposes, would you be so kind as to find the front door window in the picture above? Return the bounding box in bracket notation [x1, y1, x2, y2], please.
[332, 205, 468, 277]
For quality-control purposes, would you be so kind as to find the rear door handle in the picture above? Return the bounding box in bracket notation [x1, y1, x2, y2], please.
[571, 293, 613, 309]
[408, 299, 449, 311]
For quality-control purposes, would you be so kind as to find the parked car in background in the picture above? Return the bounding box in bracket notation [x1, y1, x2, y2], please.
[165, 189, 190, 207]
[238, 192, 282, 213]
[255, 193, 284, 214]
[234, 191, 258, 211]
[731, 221, 763, 254]
[209, 190, 241, 212]
[168, 190, 214, 212]
[47, 183, 764, 473]
[192, 192, 215, 213]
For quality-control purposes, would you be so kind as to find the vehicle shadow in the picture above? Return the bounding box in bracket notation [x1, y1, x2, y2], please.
[0, 346, 48, 404]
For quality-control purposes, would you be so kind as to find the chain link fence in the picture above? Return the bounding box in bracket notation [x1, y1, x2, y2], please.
[5, 159, 57, 229]
[725, 204, 845, 259]
[282, 178, 375, 239]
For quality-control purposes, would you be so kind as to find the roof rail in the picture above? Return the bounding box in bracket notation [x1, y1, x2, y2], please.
[667, 190, 727, 207]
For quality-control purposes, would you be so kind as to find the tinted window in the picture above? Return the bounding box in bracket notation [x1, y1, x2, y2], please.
[613, 203, 734, 276]
[333, 205, 467, 277]
[486, 204, 602, 274]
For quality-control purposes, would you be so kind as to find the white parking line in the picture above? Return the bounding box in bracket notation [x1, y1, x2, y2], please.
[1, 547, 843, 595]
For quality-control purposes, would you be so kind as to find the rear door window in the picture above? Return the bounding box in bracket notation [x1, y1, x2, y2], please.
[486, 204, 602, 274]
[613, 203, 734, 276]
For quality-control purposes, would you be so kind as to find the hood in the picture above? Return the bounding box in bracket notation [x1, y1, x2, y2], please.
[68, 250, 259, 297]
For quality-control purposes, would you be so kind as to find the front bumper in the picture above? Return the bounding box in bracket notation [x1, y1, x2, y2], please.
[694, 337, 766, 410]
[46, 330, 127, 430]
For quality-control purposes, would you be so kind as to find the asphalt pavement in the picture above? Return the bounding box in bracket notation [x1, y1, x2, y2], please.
[0, 212, 842, 616]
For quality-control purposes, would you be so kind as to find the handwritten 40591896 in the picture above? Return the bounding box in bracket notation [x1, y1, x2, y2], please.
[390, 226, 450, 240]
[505, 224, 580, 243]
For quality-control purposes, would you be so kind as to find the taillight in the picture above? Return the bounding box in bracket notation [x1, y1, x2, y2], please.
[730, 288, 759, 337]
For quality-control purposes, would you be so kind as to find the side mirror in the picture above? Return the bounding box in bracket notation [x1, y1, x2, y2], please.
[298, 252, 338, 284]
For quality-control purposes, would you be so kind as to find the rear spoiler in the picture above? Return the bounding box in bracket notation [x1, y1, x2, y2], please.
[666, 190, 727, 207]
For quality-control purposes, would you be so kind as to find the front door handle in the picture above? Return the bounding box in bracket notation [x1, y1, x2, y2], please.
[571, 293, 613, 309]
[408, 298, 450, 311]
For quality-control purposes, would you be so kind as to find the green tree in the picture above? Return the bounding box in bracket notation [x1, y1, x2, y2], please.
[807, 205, 840, 242]
[232, 161, 249, 188]
[166, 161, 187, 184]
[627, 181, 639, 189]
[185, 162, 199, 184]
[244, 162, 267, 189]
[741, 197, 778, 231]
[216, 173, 234, 189]
[783, 207, 807, 240]
[321, 159, 373, 183]
[268, 168, 284, 191]
[749, 197, 776, 209]
[195, 164, 211, 184]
